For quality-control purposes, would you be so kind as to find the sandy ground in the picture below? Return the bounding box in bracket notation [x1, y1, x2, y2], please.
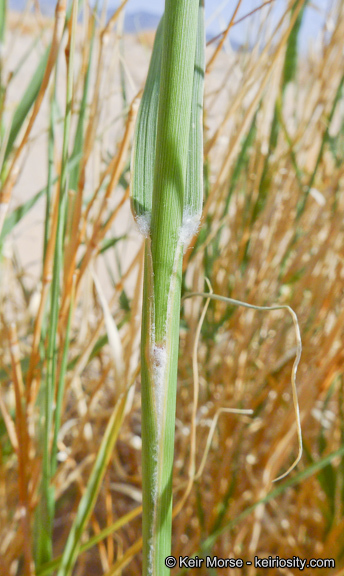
[3, 13, 152, 297]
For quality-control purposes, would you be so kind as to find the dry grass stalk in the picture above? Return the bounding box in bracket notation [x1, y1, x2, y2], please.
[1, 0, 344, 573]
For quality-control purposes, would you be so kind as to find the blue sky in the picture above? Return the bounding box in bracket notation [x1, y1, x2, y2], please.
[122, 0, 327, 50]
[8, 0, 330, 52]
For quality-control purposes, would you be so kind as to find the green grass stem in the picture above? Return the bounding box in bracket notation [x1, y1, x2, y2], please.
[131, 1, 204, 574]
[35, 0, 78, 565]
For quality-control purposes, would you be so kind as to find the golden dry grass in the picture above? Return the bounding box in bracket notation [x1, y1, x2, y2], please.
[1, 0, 344, 574]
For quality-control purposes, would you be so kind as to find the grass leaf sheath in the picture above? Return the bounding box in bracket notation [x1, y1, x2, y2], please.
[131, 1, 204, 574]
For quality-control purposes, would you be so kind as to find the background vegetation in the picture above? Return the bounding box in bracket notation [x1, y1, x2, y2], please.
[0, 0, 344, 574]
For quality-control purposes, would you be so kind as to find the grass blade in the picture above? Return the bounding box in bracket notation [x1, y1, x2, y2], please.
[37, 507, 142, 576]
[130, 16, 164, 226]
[56, 389, 130, 576]
[176, 444, 344, 574]
[3, 48, 49, 163]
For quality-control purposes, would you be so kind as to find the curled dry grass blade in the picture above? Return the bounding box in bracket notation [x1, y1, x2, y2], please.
[182, 290, 303, 482]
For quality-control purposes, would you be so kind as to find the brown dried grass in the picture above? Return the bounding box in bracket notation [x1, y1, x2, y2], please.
[1, 0, 344, 573]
